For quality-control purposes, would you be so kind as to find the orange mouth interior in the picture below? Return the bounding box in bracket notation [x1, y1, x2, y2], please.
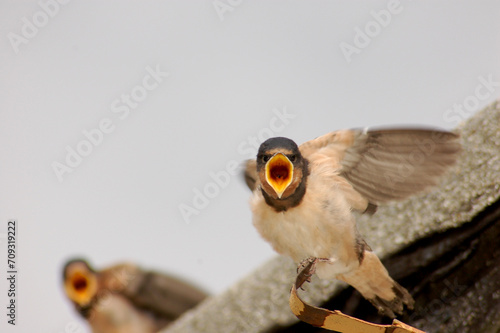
[65, 269, 97, 306]
[72, 275, 89, 292]
[265, 153, 293, 198]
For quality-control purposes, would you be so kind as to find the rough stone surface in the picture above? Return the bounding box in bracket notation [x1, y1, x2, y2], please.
[162, 101, 500, 333]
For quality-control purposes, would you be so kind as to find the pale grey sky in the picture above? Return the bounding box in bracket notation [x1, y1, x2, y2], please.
[1, 1, 499, 332]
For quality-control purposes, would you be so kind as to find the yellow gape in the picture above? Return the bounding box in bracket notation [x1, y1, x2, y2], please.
[265, 153, 294, 198]
[64, 263, 98, 307]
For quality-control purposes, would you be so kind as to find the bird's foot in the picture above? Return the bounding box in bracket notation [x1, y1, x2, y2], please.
[297, 257, 316, 275]
[296, 257, 331, 289]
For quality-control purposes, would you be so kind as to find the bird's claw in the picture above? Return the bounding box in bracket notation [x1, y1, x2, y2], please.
[297, 257, 317, 274]
[296, 257, 330, 290]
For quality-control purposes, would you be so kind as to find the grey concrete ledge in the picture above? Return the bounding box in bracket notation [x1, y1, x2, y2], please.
[162, 101, 500, 333]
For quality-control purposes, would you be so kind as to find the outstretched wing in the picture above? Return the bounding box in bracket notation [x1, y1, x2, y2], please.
[300, 128, 461, 206]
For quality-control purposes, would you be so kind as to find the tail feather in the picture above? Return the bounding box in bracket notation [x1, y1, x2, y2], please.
[337, 251, 414, 318]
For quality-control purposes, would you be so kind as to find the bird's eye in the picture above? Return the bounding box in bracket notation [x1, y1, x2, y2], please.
[260, 155, 270, 162]
[289, 155, 296, 162]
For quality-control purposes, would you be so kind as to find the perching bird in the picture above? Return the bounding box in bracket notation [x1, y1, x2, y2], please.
[62, 258, 207, 333]
[243, 128, 461, 318]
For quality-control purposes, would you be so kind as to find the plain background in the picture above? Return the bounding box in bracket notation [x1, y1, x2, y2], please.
[1, 1, 499, 332]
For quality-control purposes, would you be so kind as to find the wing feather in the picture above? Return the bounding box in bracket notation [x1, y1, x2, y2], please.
[300, 128, 461, 205]
[243, 159, 258, 191]
[124, 269, 207, 320]
[103, 264, 207, 324]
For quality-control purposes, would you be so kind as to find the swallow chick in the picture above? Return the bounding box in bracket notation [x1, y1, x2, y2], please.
[243, 128, 461, 318]
[62, 259, 207, 333]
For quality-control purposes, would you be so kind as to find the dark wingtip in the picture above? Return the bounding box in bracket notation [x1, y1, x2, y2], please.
[368, 282, 414, 318]
[242, 160, 257, 191]
[363, 203, 378, 215]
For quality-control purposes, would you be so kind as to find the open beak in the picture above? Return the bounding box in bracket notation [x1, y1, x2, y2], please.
[64, 269, 98, 306]
[265, 153, 294, 198]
